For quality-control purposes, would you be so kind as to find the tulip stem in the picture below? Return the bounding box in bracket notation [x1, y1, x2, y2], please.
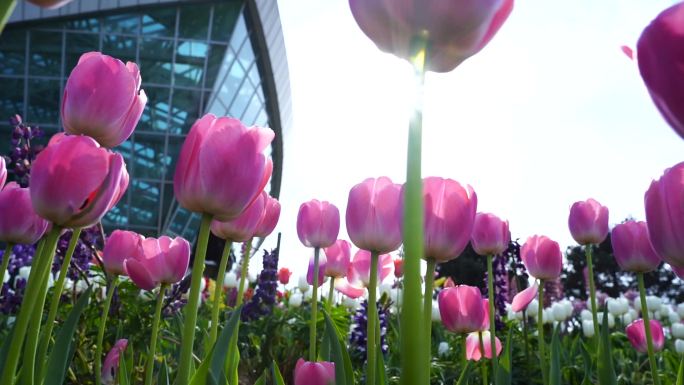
[478, 331, 488, 385]
[0, 243, 13, 291]
[401, 32, 428, 385]
[209, 240, 232, 348]
[93, 276, 119, 385]
[309, 247, 321, 361]
[487, 254, 498, 383]
[327, 279, 335, 312]
[585, 245, 600, 340]
[227, 238, 252, 384]
[0, 226, 60, 384]
[367, 251, 379, 385]
[177, 212, 213, 384]
[638, 272, 661, 385]
[21, 256, 51, 385]
[145, 283, 167, 385]
[538, 279, 547, 385]
[522, 309, 530, 363]
[422, 258, 436, 374]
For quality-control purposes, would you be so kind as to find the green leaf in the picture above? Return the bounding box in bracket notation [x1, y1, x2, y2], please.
[0, 322, 15, 375]
[118, 350, 130, 385]
[271, 361, 286, 385]
[189, 306, 242, 385]
[253, 370, 266, 385]
[597, 309, 617, 385]
[495, 328, 513, 385]
[580, 341, 593, 385]
[158, 358, 170, 385]
[376, 344, 386, 385]
[323, 311, 353, 385]
[677, 353, 684, 385]
[550, 326, 561, 385]
[455, 360, 472, 385]
[43, 288, 92, 385]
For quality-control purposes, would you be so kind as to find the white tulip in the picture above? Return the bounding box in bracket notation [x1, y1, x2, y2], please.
[670, 311, 682, 324]
[582, 320, 595, 338]
[528, 299, 539, 315]
[646, 296, 662, 310]
[607, 297, 628, 316]
[676, 339, 684, 354]
[543, 308, 554, 324]
[199, 276, 207, 293]
[289, 293, 303, 307]
[2, 271, 8, 284]
[552, 303, 567, 322]
[224, 272, 238, 288]
[597, 312, 615, 328]
[562, 300, 574, 318]
[432, 301, 441, 322]
[248, 270, 257, 283]
[438, 342, 450, 357]
[17, 266, 31, 282]
[580, 309, 593, 321]
[661, 304, 672, 316]
[677, 303, 684, 318]
[672, 323, 684, 339]
[342, 296, 360, 310]
[298, 275, 310, 293]
[379, 282, 393, 298]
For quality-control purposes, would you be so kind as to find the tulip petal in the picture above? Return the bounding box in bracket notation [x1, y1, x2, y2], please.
[511, 281, 538, 312]
[124, 258, 157, 291]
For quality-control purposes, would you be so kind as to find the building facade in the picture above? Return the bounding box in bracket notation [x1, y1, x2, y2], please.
[0, 0, 291, 241]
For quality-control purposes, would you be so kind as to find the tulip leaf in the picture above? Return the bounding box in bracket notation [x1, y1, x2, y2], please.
[376, 344, 386, 385]
[271, 361, 285, 385]
[677, 353, 684, 385]
[323, 311, 353, 385]
[550, 326, 561, 385]
[597, 309, 617, 385]
[0, 322, 15, 375]
[43, 287, 92, 385]
[118, 351, 130, 385]
[455, 360, 472, 385]
[580, 341, 593, 385]
[189, 306, 242, 385]
[253, 370, 266, 385]
[495, 328, 513, 385]
[158, 358, 169, 385]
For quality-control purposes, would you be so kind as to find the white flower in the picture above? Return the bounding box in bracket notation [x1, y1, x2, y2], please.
[438, 342, 450, 357]
[248, 270, 257, 284]
[17, 266, 31, 284]
[224, 272, 238, 289]
[298, 275, 309, 293]
[46, 272, 54, 289]
[661, 303, 672, 315]
[673, 323, 684, 339]
[542, 308, 553, 324]
[582, 320, 595, 338]
[670, 311, 681, 324]
[646, 296, 662, 310]
[597, 312, 615, 328]
[552, 303, 567, 322]
[580, 309, 593, 321]
[2, 271, 9, 284]
[677, 303, 684, 319]
[289, 293, 303, 307]
[676, 339, 684, 354]
[199, 277, 207, 293]
[432, 301, 441, 322]
[607, 297, 629, 316]
[527, 299, 539, 315]
[561, 300, 574, 319]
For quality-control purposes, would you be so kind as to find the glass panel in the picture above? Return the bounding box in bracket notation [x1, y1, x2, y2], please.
[64, 18, 99, 32]
[29, 30, 62, 77]
[228, 76, 253, 118]
[104, 13, 140, 35]
[141, 7, 176, 37]
[132, 133, 168, 180]
[230, 16, 248, 48]
[140, 37, 174, 84]
[211, 2, 242, 42]
[256, 109, 268, 127]
[241, 93, 262, 123]
[128, 179, 160, 227]
[178, 5, 210, 40]
[0, 30, 26, 76]
[102, 35, 137, 63]
[138, 86, 170, 133]
[104, 189, 130, 228]
[117, 139, 134, 165]
[27, 79, 60, 124]
[206, 44, 228, 85]
[167, 206, 191, 235]
[65, 33, 99, 72]
[169, 89, 202, 134]
[174, 40, 207, 87]
[166, 135, 185, 177]
[248, 63, 260, 87]
[0, 78, 25, 120]
[161, 182, 174, 222]
[236, 38, 254, 71]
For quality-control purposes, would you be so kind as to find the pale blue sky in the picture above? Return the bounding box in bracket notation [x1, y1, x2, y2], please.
[259, 0, 684, 280]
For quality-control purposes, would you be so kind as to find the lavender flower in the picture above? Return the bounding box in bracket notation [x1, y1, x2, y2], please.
[349, 300, 389, 361]
[242, 248, 279, 321]
[0, 244, 38, 314]
[483, 253, 509, 329]
[51, 226, 102, 281]
[7, 114, 43, 187]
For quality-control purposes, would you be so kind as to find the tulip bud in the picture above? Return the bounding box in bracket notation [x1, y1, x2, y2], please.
[210, 192, 267, 242]
[438, 285, 486, 334]
[645, 162, 684, 268]
[673, 323, 684, 339]
[611, 221, 661, 273]
[568, 199, 609, 245]
[124, 236, 190, 290]
[0, 183, 49, 245]
[224, 272, 238, 289]
[289, 293, 303, 308]
[306, 253, 327, 287]
[520, 235, 562, 280]
[323, 239, 351, 278]
[277, 267, 292, 285]
[582, 320, 595, 338]
[102, 230, 144, 276]
[393, 257, 403, 278]
[293, 358, 335, 385]
[438, 341, 450, 357]
[552, 303, 567, 322]
[676, 339, 684, 355]
[471, 212, 510, 256]
[626, 319, 665, 353]
[297, 199, 340, 249]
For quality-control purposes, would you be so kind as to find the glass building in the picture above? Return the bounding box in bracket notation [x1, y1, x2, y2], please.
[0, 0, 291, 241]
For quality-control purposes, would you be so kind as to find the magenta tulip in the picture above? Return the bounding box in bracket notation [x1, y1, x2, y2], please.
[30, 133, 128, 228]
[393, 257, 403, 278]
[323, 239, 351, 278]
[636, 2, 684, 139]
[465, 331, 502, 361]
[423, 177, 477, 262]
[626, 319, 665, 353]
[335, 249, 394, 298]
[174, 114, 274, 221]
[568, 198, 609, 245]
[26, 0, 73, 9]
[438, 285, 486, 334]
[645, 162, 684, 268]
[307, 252, 327, 287]
[102, 230, 144, 276]
[210, 191, 266, 242]
[253, 195, 281, 238]
[471, 212, 510, 256]
[611, 221, 661, 273]
[293, 358, 335, 385]
[297, 199, 340, 249]
[481, 298, 491, 330]
[0, 157, 6, 188]
[510, 281, 538, 312]
[349, 0, 514, 72]
[101, 339, 128, 385]
[62, 52, 146, 148]
[346, 177, 402, 254]
[672, 264, 684, 280]
[0, 183, 48, 244]
[520, 235, 562, 280]
[124, 236, 191, 290]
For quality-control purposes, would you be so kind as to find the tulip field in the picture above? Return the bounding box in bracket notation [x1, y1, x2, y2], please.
[1, 0, 684, 385]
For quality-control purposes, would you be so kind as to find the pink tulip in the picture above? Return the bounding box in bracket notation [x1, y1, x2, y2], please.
[62, 52, 146, 148]
[253, 195, 281, 238]
[210, 191, 266, 242]
[346, 177, 402, 254]
[102, 230, 144, 276]
[101, 339, 127, 385]
[438, 285, 486, 334]
[465, 331, 502, 361]
[636, 2, 684, 139]
[393, 257, 403, 278]
[124, 236, 191, 290]
[26, 0, 73, 9]
[323, 239, 351, 278]
[568, 198, 609, 245]
[626, 319, 665, 353]
[297, 199, 340, 248]
[335, 249, 394, 298]
[174, 114, 274, 221]
[30, 133, 128, 228]
[645, 162, 684, 268]
[481, 298, 491, 330]
[511, 281, 538, 312]
[349, 0, 514, 72]
[278, 267, 292, 285]
[611, 221, 661, 273]
[307, 252, 327, 287]
[0, 157, 6, 188]
[0, 183, 49, 244]
[471, 212, 510, 256]
[520, 235, 562, 280]
[293, 358, 336, 385]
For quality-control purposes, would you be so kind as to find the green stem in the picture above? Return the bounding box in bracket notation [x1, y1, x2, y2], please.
[227, 239, 252, 384]
[676, 351, 684, 385]
[638, 272, 661, 385]
[145, 284, 167, 385]
[236, 239, 252, 307]
[0, 0, 16, 35]
[309, 247, 321, 361]
[0, 226, 61, 384]
[461, 334, 468, 368]
[478, 331, 488, 385]
[455, 360, 472, 385]
[585, 245, 600, 340]
[0, 243, 13, 289]
[177, 212, 213, 384]
[20, 256, 51, 385]
[209, 240, 232, 347]
[538, 279, 547, 385]
[327, 278, 335, 313]
[487, 254, 497, 383]
[93, 277, 119, 385]
[367, 251, 379, 385]
[423, 258, 436, 376]
[522, 309, 530, 364]
[400, 33, 428, 385]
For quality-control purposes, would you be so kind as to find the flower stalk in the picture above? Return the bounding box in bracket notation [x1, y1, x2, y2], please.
[367, 251, 379, 384]
[209, 240, 233, 347]
[309, 247, 321, 361]
[585, 245, 600, 339]
[93, 277, 119, 385]
[538, 279, 547, 385]
[487, 254, 498, 381]
[638, 272, 661, 385]
[423, 258, 436, 373]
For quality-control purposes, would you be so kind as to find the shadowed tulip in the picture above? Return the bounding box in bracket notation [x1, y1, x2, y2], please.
[253, 194, 281, 238]
[26, 0, 74, 9]
[611, 221, 661, 273]
[307, 252, 327, 287]
[520, 235, 562, 280]
[346, 177, 403, 254]
[626, 319, 665, 353]
[174, 114, 274, 221]
[423, 177, 477, 262]
[645, 162, 684, 268]
[334, 249, 394, 298]
[297, 200, 340, 248]
[349, 0, 514, 72]
[466, 331, 502, 361]
[438, 285, 486, 334]
[471, 212, 510, 256]
[393, 257, 403, 278]
[568, 198, 609, 245]
[0, 157, 6, 187]
[672, 264, 684, 280]
[62, 52, 146, 148]
[102, 230, 144, 276]
[637, 2, 684, 139]
[0, 183, 48, 244]
[30, 133, 128, 228]
[210, 191, 267, 242]
[124, 236, 190, 290]
[511, 281, 538, 312]
[101, 339, 128, 385]
[323, 239, 351, 278]
[293, 358, 335, 385]
[278, 267, 292, 285]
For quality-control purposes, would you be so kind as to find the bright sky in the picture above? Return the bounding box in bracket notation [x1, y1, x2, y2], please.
[257, 0, 684, 280]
